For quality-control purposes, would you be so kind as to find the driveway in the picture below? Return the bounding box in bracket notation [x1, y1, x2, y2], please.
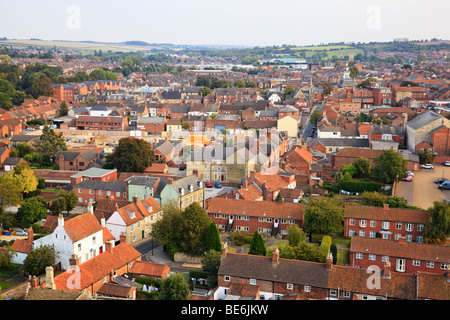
[205, 186, 237, 199]
[396, 163, 450, 210]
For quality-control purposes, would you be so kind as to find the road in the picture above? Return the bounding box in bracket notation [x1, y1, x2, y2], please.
[396, 163, 450, 210]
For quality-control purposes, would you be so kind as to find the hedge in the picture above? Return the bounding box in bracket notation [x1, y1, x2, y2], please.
[330, 180, 384, 193]
[189, 270, 212, 279]
[319, 235, 332, 256]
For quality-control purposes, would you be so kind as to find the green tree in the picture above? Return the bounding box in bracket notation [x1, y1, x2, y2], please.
[309, 109, 321, 127]
[372, 149, 408, 184]
[23, 245, 57, 276]
[201, 249, 222, 274]
[10, 161, 38, 194]
[152, 200, 182, 253]
[303, 197, 345, 235]
[15, 197, 48, 228]
[205, 221, 222, 253]
[234, 79, 245, 88]
[11, 142, 31, 158]
[107, 137, 155, 173]
[158, 273, 190, 300]
[34, 125, 67, 161]
[49, 197, 66, 216]
[423, 201, 450, 245]
[177, 202, 211, 256]
[0, 174, 24, 211]
[274, 192, 283, 202]
[57, 190, 78, 214]
[199, 86, 211, 97]
[0, 246, 16, 270]
[248, 231, 266, 256]
[353, 157, 372, 178]
[287, 225, 306, 247]
[418, 149, 434, 165]
[58, 101, 69, 117]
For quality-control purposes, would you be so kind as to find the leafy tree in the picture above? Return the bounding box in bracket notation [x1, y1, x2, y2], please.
[152, 200, 182, 251]
[106, 137, 155, 172]
[58, 101, 69, 117]
[361, 191, 387, 207]
[287, 225, 306, 247]
[0, 174, 24, 211]
[177, 202, 211, 256]
[23, 245, 57, 276]
[372, 150, 408, 184]
[234, 79, 246, 88]
[34, 125, 67, 161]
[423, 201, 450, 245]
[205, 221, 222, 252]
[309, 109, 321, 127]
[0, 246, 16, 270]
[274, 192, 283, 202]
[10, 161, 38, 194]
[303, 197, 345, 235]
[201, 249, 222, 274]
[15, 197, 48, 228]
[418, 149, 434, 164]
[199, 86, 211, 97]
[0, 212, 16, 230]
[56, 190, 78, 214]
[353, 157, 372, 178]
[158, 273, 190, 300]
[248, 231, 266, 256]
[49, 197, 66, 216]
[10, 142, 31, 158]
[349, 65, 359, 79]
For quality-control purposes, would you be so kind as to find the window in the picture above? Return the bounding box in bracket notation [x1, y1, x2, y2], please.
[426, 262, 434, 269]
[343, 291, 351, 299]
[224, 276, 230, 282]
[92, 237, 96, 244]
[369, 254, 376, 261]
[417, 224, 424, 232]
[78, 244, 81, 251]
[413, 260, 420, 267]
[369, 231, 376, 238]
[441, 263, 449, 270]
[78, 188, 82, 193]
[250, 279, 256, 285]
[99, 190, 103, 195]
[349, 218, 355, 226]
[329, 289, 337, 296]
[396, 258, 405, 272]
[417, 236, 423, 243]
[356, 253, 363, 259]
[370, 220, 376, 228]
[359, 219, 367, 228]
[382, 256, 389, 262]
[359, 230, 365, 237]
[287, 283, 293, 290]
[89, 189, 93, 194]
[382, 221, 390, 230]
[304, 286, 311, 292]
[395, 222, 402, 230]
[406, 223, 413, 232]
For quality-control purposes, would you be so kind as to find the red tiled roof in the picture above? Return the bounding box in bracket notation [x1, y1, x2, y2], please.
[206, 198, 304, 220]
[129, 260, 170, 278]
[345, 205, 429, 224]
[63, 213, 103, 242]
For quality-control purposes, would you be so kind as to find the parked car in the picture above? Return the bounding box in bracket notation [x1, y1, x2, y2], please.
[445, 161, 450, 166]
[435, 178, 447, 184]
[422, 164, 434, 169]
[14, 230, 28, 236]
[205, 181, 213, 188]
[402, 175, 413, 182]
[215, 182, 222, 188]
[406, 171, 414, 176]
[179, 165, 186, 171]
[439, 181, 450, 190]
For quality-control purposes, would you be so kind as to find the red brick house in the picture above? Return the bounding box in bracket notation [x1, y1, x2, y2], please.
[70, 168, 118, 187]
[344, 204, 429, 242]
[56, 149, 100, 171]
[350, 236, 450, 276]
[282, 145, 313, 175]
[206, 198, 304, 237]
[76, 115, 128, 131]
[74, 180, 127, 204]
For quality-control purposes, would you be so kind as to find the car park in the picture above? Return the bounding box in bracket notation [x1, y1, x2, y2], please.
[422, 164, 434, 169]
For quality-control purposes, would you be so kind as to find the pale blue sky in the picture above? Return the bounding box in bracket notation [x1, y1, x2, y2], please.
[1, 0, 449, 47]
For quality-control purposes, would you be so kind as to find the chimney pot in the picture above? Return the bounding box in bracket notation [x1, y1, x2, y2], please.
[326, 252, 333, 270]
[45, 266, 56, 290]
[272, 246, 280, 264]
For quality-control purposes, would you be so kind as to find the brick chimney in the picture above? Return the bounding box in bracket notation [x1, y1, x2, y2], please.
[272, 246, 280, 264]
[398, 236, 406, 244]
[27, 228, 34, 242]
[243, 180, 248, 189]
[120, 232, 127, 244]
[193, 169, 199, 177]
[29, 276, 38, 288]
[222, 242, 228, 257]
[383, 203, 390, 211]
[105, 241, 113, 253]
[383, 261, 391, 279]
[326, 252, 333, 270]
[69, 254, 79, 268]
[45, 266, 56, 290]
[132, 195, 138, 204]
[101, 213, 106, 227]
[167, 178, 173, 185]
[87, 203, 94, 214]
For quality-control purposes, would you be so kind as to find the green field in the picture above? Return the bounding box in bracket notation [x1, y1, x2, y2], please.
[290, 45, 353, 51]
[0, 39, 164, 54]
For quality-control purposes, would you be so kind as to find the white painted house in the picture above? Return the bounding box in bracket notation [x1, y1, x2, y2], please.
[33, 204, 115, 270]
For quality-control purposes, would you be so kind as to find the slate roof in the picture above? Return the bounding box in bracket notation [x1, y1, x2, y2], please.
[218, 252, 330, 288]
[74, 180, 127, 192]
[406, 111, 443, 130]
[344, 205, 429, 223]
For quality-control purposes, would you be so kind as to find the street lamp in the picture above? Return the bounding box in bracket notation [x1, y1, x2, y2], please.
[443, 170, 446, 179]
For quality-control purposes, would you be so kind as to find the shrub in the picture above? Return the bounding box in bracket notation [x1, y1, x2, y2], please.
[319, 235, 332, 256]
